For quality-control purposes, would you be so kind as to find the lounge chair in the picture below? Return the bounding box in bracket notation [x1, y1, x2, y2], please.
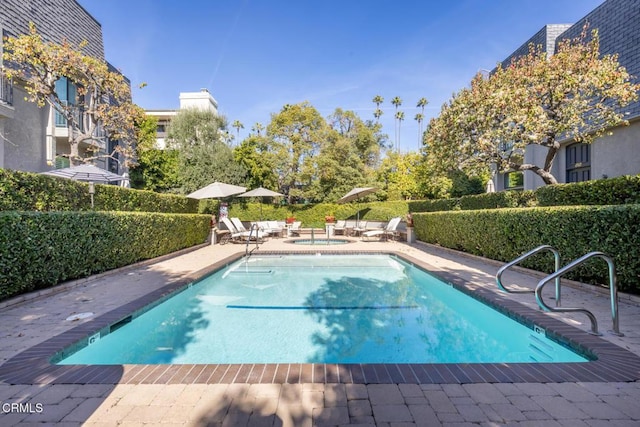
[362, 217, 401, 241]
[289, 221, 302, 236]
[353, 221, 368, 236]
[267, 220, 284, 237]
[221, 217, 265, 243]
[333, 220, 347, 235]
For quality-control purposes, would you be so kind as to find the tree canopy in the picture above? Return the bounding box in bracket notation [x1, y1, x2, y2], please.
[165, 109, 246, 194]
[425, 27, 639, 185]
[2, 23, 144, 166]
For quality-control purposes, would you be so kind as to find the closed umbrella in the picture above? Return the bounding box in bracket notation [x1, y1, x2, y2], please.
[337, 187, 378, 226]
[41, 164, 126, 183]
[486, 179, 496, 193]
[237, 187, 284, 220]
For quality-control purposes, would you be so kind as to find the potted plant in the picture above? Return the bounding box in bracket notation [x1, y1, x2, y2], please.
[324, 214, 336, 223]
[286, 216, 296, 224]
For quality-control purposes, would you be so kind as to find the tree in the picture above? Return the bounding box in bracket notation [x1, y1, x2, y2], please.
[2, 23, 144, 166]
[251, 122, 265, 136]
[372, 95, 384, 122]
[395, 111, 405, 152]
[414, 113, 424, 147]
[233, 134, 279, 191]
[425, 27, 639, 185]
[166, 109, 246, 193]
[391, 96, 402, 150]
[377, 151, 422, 200]
[232, 119, 244, 142]
[416, 97, 428, 136]
[267, 102, 326, 203]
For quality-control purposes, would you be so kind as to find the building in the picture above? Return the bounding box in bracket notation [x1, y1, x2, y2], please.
[146, 88, 219, 149]
[0, 0, 129, 174]
[493, 0, 640, 192]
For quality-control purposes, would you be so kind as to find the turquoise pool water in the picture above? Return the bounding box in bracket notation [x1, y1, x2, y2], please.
[56, 254, 587, 365]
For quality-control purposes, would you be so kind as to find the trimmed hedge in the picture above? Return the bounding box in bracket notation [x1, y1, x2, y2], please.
[229, 200, 410, 227]
[408, 190, 536, 213]
[0, 211, 210, 301]
[414, 204, 640, 293]
[0, 168, 200, 213]
[536, 175, 640, 207]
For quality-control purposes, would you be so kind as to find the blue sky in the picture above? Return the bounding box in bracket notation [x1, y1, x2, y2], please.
[78, 0, 603, 152]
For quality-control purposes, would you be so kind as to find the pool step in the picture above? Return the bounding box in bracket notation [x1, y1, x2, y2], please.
[528, 334, 555, 362]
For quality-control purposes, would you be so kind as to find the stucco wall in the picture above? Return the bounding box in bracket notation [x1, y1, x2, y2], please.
[2, 86, 49, 172]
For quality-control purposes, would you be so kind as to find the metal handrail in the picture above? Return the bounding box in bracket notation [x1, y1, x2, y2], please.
[496, 245, 562, 306]
[535, 251, 623, 336]
[245, 224, 260, 256]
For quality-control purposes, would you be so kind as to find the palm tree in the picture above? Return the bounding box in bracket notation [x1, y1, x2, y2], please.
[391, 96, 402, 150]
[416, 97, 428, 136]
[232, 120, 244, 143]
[252, 122, 264, 136]
[395, 111, 405, 152]
[372, 95, 384, 122]
[414, 113, 424, 148]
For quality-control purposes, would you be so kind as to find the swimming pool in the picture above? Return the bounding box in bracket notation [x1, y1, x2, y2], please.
[55, 254, 586, 365]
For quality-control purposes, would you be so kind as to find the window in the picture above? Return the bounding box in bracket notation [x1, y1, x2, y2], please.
[504, 171, 524, 190]
[566, 143, 591, 183]
[54, 77, 80, 127]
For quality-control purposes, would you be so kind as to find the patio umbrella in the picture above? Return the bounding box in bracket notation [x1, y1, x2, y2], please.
[237, 187, 284, 220]
[186, 182, 247, 199]
[41, 164, 126, 183]
[337, 187, 379, 226]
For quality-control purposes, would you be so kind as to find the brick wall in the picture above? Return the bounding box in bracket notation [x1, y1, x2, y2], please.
[0, 0, 104, 59]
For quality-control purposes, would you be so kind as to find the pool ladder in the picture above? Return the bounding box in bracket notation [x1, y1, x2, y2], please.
[496, 245, 622, 336]
[245, 224, 261, 256]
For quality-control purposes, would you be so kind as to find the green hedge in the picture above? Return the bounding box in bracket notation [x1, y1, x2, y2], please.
[536, 175, 640, 207]
[0, 211, 210, 301]
[229, 200, 410, 227]
[408, 190, 536, 213]
[414, 204, 640, 293]
[0, 168, 200, 213]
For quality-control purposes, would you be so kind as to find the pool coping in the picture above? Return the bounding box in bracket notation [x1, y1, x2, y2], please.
[2, 249, 640, 385]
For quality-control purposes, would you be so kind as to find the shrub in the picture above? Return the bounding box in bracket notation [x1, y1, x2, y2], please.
[536, 175, 640, 206]
[414, 204, 640, 293]
[0, 211, 210, 301]
[0, 168, 199, 213]
[229, 201, 410, 227]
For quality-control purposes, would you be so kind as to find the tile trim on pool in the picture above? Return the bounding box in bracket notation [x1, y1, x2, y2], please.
[2, 250, 640, 385]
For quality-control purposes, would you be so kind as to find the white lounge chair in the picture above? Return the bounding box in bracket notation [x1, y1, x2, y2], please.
[221, 217, 265, 243]
[333, 220, 347, 235]
[362, 217, 401, 241]
[289, 221, 302, 236]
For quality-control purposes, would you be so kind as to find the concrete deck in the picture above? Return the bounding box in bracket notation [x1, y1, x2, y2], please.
[1, 235, 640, 426]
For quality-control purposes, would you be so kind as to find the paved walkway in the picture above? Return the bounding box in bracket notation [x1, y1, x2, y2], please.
[1, 235, 640, 426]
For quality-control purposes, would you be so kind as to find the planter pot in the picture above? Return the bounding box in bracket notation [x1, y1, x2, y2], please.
[407, 227, 415, 243]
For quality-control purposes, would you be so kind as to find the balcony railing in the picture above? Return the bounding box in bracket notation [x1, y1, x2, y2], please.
[0, 73, 13, 105]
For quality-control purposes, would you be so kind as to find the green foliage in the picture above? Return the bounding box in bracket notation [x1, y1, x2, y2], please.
[166, 109, 247, 194]
[536, 175, 640, 206]
[129, 148, 180, 192]
[0, 168, 199, 213]
[424, 28, 639, 185]
[413, 205, 640, 293]
[229, 200, 409, 227]
[0, 211, 210, 301]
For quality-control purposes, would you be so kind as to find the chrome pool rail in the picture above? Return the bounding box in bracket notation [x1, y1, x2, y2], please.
[496, 245, 562, 306]
[535, 251, 623, 337]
